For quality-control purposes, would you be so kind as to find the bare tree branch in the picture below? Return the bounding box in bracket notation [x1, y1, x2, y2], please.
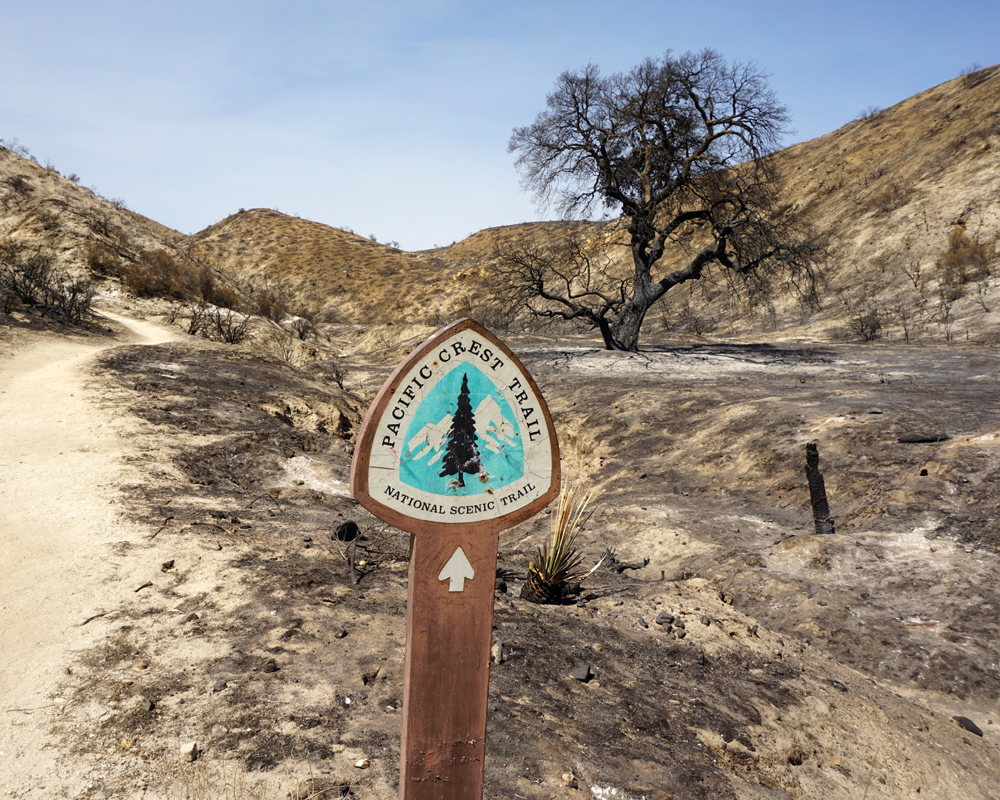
[506, 49, 822, 350]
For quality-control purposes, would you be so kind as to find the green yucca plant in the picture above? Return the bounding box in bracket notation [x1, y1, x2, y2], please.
[521, 483, 604, 604]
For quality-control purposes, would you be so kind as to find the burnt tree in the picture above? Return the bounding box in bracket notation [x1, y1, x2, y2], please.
[504, 49, 821, 351]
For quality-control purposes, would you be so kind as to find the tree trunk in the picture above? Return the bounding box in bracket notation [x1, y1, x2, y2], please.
[600, 220, 715, 351]
[606, 302, 649, 352]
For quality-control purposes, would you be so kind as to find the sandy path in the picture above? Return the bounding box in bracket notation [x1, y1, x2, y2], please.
[0, 311, 181, 796]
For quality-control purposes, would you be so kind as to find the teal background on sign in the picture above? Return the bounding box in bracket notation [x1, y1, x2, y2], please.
[400, 364, 524, 496]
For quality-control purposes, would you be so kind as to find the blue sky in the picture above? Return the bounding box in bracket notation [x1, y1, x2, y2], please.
[3, 0, 998, 250]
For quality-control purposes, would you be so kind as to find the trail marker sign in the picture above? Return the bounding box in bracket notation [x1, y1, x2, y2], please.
[351, 318, 559, 800]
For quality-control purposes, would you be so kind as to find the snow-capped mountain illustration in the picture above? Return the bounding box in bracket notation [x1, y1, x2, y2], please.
[405, 396, 517, 468]
[406, 415, 451, 468]
[397, 364, 525, 496]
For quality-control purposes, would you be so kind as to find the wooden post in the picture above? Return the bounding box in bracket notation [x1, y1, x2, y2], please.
[399, 524, 499, 796]
[805, 442, 835, 535]
[351, 319, 560, 800]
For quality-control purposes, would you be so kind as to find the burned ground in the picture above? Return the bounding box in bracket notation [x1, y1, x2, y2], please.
[46, 329, 1000, 799]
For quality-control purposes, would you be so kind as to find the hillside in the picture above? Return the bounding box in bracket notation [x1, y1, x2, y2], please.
[182, 65, 1000, 344]
[185, 211, 595, 325]
[772, 63, 1000, 340]
[0, 145, 187, 279]
[3, 65, 999, 342]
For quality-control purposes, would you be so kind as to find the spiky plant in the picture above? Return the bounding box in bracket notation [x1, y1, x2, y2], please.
[521, 484, 603, 604]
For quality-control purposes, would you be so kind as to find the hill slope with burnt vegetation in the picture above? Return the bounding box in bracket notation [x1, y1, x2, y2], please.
[3, 64, 999, 342]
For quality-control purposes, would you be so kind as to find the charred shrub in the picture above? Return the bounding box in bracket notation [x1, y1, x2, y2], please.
[0, 240, 54, 306]
[846, 303, 885, 341]
[50, 279, 96, 322]
[86, 208, 118, 239]
[210, 307, 253, 344]
[32, 208, 60, 233]
[960, 63, 989, 89]
[288, 314, 315, 341]
[186, 302, 211, 336]
[0, 239, 95, 322]
[937, 226, 994, 293]
[1, 174, 34, 209]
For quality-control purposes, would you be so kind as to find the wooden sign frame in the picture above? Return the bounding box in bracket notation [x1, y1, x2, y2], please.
[350, 318, 560, 800]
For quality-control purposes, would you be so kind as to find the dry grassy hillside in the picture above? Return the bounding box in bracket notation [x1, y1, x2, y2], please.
[772, 64, 1000, 341]
[185, 212, 597, 325]
[178, 65, 1000, 344]
[2, 64, 999, 343]
[0, 145, 187, 280]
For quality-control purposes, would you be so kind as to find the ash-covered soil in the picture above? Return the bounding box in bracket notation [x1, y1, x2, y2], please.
[48, 323, 1000, 799]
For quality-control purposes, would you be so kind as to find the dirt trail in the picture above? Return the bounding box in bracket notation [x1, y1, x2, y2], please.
[0, 310, 181, 796]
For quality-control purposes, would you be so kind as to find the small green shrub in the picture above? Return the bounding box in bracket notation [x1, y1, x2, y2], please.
[521, 484, 603, 604]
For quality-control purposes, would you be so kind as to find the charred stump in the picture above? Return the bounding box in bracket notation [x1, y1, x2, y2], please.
[805, 442, 835, 535]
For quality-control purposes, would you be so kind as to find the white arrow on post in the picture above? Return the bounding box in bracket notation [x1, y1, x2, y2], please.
[438, 547, 475, 592]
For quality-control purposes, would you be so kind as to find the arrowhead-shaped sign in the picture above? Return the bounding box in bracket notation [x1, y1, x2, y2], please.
[350, 318, 560, 534]
[438, 547, 475, 592]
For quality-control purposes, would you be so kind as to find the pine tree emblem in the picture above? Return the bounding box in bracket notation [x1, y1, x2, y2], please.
[439, 372, 482, 487]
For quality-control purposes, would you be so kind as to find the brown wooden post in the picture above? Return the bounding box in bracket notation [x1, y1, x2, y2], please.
[351, 319, 560, 800]
[399, 523, 499, 796]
